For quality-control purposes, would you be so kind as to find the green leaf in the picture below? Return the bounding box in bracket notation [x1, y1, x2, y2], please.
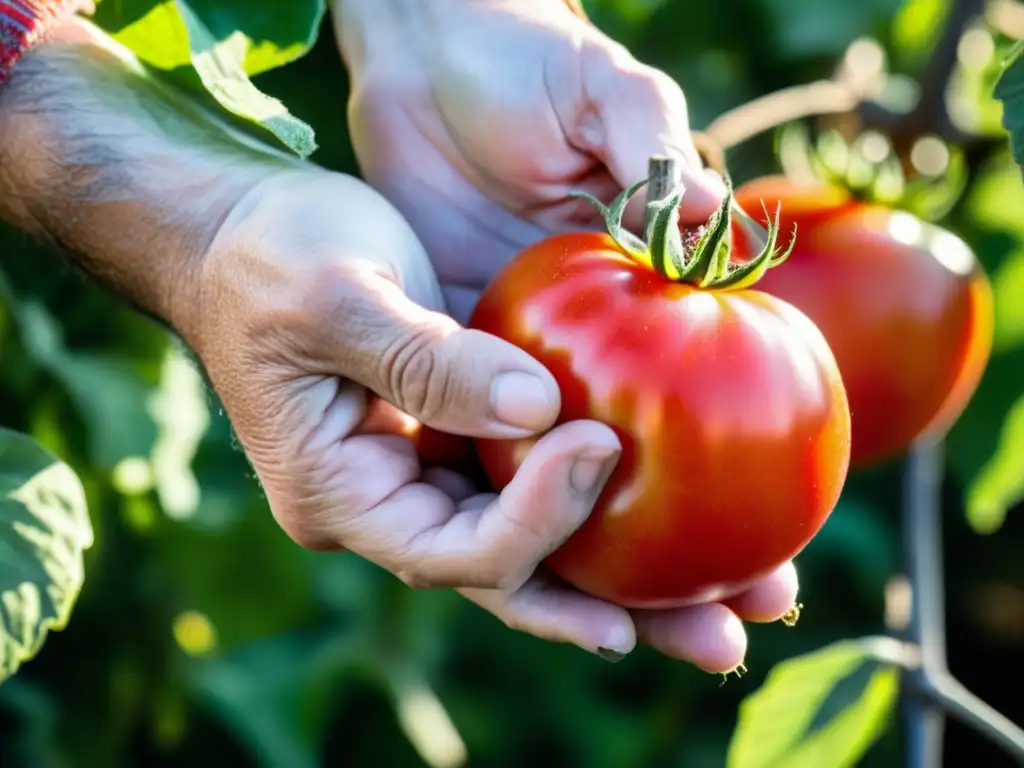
[181, 0, 327, 77]
[891, 0, 948, 58]
[757, 0, 904, 58]
[962, 393, 1024, 534]
[92, 0, 321, 157]
[94, 0, 325, 76]
[994, 40, 1024, 170]
[799, 497, 897, 602]
[189, 627, 368, 768]
[13, 301, 158, 470]
[0, 429, 93, 685]
[727, 637, 903, 768]
[148, 346, 211, 521]
[378, 662, 468, 768]
[946, 162, 1024, 531]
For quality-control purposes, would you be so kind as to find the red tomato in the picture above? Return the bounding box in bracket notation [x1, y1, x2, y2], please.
[356, 396, 473, 469]
[469, 186, 851, 609]
[734, 176, 994, 469]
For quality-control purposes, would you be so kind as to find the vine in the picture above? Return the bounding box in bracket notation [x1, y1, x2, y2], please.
[684, 0, 1024, 763]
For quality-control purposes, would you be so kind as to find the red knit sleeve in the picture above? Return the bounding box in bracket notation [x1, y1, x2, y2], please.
[0, 0, 89, 85]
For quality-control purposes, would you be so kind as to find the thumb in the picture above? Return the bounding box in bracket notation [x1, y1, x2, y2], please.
[318, 262, 561, 439]
[583, 55, 726, 230]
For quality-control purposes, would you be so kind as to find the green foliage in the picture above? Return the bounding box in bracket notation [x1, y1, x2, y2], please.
[946, 160, 1024, 533]
[995, 40, 1024, 167]
[91, 0, 324, 156]
[727, 637, 902, 768]
[0, 0, 1022, 766]
[0, 428, 93, 685]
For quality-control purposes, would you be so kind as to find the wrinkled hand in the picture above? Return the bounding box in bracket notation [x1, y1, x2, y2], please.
[194, 169, 796, 673]
[329, 0, 799, 669]
[334, 0, 729, 324]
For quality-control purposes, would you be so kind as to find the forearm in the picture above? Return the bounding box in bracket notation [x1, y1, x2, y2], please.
[0, 16, 295, 337]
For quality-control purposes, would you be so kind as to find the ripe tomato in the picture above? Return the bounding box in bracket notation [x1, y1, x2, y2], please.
[356, 396, 473, 468]
[469, 182, 851, 609]
[734, 175, 994, 468]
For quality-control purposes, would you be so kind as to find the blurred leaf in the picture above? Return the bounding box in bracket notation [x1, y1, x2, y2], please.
[382, 664, 468, 768]
[994, 40, 1024, 170]
[727, 637, 902, 768]
[758, 0, 903, 58]
[14, 301, 158, 470]
[585, 0, 671, 25]
[154, 502, 320, 649]
[0, 429, 93, 684]
[800, 497, 897, 601]
[189, 626, 367, 768]
[891, 0, 947, 52]
[946, 161, 1024, 531]
[963, 393, 1024, 533]
[148, 346, 210, 521]
[92, 0, 320, 157]
[0, 678, 62, 767]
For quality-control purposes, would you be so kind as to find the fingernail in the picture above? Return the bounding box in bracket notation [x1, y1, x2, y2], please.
[570, 449, 619, 495]
[597, 647, 628, 663]
[490, 372, 555, 430]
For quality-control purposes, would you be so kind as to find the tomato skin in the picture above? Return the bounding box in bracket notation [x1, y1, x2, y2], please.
[734, 176, 994, 469]
[357, 397, 474, 469]
[469, 232, 851, 609]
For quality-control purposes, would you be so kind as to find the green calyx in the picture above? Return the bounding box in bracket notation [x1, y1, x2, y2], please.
[571, 176, 797, 291]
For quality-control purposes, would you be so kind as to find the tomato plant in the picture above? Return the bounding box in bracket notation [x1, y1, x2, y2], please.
[469, 181, 852, 609]
[733, 175, 995, 469]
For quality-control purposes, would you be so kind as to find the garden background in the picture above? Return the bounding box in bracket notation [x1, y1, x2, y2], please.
[1, 0, 1023, 766]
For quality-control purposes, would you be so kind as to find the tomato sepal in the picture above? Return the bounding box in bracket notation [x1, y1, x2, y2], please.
[574, 175, 798, 291]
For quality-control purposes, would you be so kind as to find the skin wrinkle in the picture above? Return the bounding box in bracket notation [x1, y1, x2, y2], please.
[546, 29, 602, 157]
[403, 97, 549, 249]
[0, 2, 801, 669]
[0, 28, 288, 343]
[400, 3, 589, 212]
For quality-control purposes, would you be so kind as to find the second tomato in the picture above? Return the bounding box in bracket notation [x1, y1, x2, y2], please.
[734, 176, 994, 468]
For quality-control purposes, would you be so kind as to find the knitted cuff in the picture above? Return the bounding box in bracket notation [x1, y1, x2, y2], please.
[0, 0, 87, 85]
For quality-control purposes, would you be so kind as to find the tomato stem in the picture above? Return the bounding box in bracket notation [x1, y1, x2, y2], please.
[570, 173, 798, 290]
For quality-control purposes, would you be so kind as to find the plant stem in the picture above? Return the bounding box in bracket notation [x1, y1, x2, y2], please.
[703, 0, 988, 156]
[988, 0, 1024, 38]
[644, 156, 681, 233]
[900, 439, 1024, 765]
[704, 81, 864, 153]
[923, 668, 1024, 757]
[901, 440, 948, 768]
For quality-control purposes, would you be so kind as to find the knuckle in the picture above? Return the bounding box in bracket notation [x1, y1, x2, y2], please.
[501, 608, 539, 637]
[395, 565, 442, 590]
[275, 511, 334, 552]
[394, 556, 529, 592]
[470, 554, 534, 592]
[633, 67, 687, 112]
[379, 328, 454, 420]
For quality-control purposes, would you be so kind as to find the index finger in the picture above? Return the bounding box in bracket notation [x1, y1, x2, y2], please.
[339, 420, 623, 592]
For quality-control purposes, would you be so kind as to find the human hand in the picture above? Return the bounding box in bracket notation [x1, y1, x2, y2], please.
[333, 0, 730, 324]
[194, 168, 796, 673]
[0, 10, 793, 674]
[331, 0, 799, 671]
